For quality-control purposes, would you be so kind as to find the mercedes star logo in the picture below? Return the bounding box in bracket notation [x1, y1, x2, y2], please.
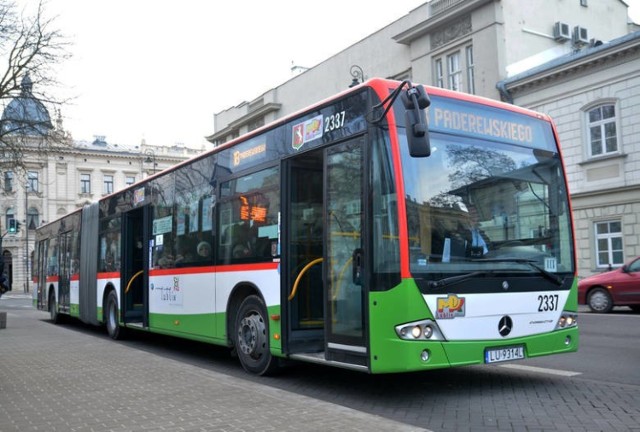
[498, 315, 513, 337]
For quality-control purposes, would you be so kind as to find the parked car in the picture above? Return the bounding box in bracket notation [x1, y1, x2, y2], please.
[578, 256, 640, 313]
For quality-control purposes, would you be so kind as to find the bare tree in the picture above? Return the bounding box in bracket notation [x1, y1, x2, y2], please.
[0, 0, 70, 176]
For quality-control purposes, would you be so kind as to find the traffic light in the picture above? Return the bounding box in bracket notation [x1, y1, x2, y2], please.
[7, 219, 20, 234]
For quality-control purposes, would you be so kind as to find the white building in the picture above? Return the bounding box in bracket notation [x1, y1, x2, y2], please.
[1, 77, 200, 293]
[207, 0, 639, 277]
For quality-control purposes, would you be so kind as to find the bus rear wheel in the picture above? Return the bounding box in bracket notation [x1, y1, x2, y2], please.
[49, 291, 62, 324]
[234, 295, 278, 375]
[105, 290, 124, 339]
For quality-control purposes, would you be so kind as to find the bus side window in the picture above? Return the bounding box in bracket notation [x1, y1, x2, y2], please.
[218, 167, 279, 264]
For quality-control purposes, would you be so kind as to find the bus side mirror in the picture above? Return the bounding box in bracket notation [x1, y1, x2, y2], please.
[402, 85, 431, 157]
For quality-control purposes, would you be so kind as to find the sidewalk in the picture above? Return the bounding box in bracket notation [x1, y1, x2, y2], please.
[0, 292, 32, 300]
[0, 300, 429, 432]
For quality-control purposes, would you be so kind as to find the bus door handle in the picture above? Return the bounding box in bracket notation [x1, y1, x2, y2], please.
[352, 248, 363, 286]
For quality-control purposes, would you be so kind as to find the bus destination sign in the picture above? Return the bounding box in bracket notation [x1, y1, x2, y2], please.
[429, 96, 554, 149]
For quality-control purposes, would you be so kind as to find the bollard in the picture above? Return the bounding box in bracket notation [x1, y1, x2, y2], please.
[0, 311, 6, 329]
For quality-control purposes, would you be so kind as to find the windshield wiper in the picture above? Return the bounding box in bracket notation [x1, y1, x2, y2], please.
[476, 258, 564, 286]
[427, 259, 564, 289]
[428, 271, 486, 289]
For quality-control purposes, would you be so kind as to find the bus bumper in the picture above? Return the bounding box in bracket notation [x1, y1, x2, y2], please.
[369, 327, 579, 374]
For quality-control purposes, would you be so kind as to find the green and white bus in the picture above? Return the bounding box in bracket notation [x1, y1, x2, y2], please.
[34, 78, 578, 375]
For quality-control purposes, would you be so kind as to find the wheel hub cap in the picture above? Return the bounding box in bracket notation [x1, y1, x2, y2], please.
[238, 313, 266, 358]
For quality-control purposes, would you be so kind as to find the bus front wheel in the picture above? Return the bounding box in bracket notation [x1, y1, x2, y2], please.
[234, 295, 278, 375]
[105, 291, 124, 339]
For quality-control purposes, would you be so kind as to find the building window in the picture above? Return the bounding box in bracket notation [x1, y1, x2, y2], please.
[595, 221, 623, 268]
[125, 175, 136, 186]
[391, 69, 412, 82]
[4, 171, 13, 192]
[434, 59, 444, 88]
[447, 52, 462, 91]
[466, 46, 475, 95]
[103, 175, 114, 194]
[433, 44, 475, 94]
[587, 104, 617, 157]
[80, 174, 91, 194]
[27, 207, 39, 230]
[247, 117, 264, 132]
[27, 171, 38, 193]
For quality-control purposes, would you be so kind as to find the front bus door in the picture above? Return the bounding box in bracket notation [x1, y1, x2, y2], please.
[325, 137, 367, 367]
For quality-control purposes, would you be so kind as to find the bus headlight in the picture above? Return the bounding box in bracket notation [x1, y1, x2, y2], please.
[411, 326, 422, 338]
[555, 312, 578, 330]
[395, 319, 445, 341]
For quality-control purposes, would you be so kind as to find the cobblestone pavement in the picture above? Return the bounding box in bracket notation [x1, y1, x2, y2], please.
[0, 300, 429, 432]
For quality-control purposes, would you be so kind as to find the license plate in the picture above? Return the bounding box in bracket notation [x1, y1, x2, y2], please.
[485, 345, 525, 364]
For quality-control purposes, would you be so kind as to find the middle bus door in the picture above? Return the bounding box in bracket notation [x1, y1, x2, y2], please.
[121, 206, 150, 327]
[284, 149, 325, 353]
[57, 231, 72, 314]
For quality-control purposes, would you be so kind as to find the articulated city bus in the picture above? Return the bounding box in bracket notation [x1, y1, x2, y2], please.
[34, 78, 578, 375]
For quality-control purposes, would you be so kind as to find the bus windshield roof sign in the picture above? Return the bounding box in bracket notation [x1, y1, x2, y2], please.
[429, 96, 554, 149]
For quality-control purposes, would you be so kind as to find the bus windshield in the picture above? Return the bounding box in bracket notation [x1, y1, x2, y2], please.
[400, 129, 574, 281]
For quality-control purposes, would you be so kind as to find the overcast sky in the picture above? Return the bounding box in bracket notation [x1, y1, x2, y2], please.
[24, 0, 640, 149]
[36, 0, 425, 149]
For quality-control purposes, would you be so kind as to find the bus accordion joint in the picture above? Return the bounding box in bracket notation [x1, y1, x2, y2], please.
[125, 270, 144, 294]
[288, 257, 323, 301]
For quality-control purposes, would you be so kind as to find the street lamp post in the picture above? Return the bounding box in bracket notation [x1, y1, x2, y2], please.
[24, 186, 28, 293]
[349, 65, 365, 87]
[143, 149, 157, 175]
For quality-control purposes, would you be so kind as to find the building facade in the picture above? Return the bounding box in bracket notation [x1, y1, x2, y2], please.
[499, 31, 640, 276]
[208, 0, 631, 145]
[207, 0, 639, 278]
[1, 80, 200, 293]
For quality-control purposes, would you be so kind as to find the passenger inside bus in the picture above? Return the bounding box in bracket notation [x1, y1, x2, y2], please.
[156, 250, 175, 268]
[223, 221, 256, 259]
[461, 202, 489, 257]
[197, 241, 211, 258]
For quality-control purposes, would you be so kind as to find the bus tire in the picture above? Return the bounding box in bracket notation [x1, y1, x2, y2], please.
[49, 291, 62, 324]
[234, 295, 278, 375]
[587, 287, 613, 313]
[105, 290, 124, 339]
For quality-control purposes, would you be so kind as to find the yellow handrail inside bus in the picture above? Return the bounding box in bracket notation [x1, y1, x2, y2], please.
[125, 270, 144, 294]
[333, 256, 353, 301]
[288, 258, 323, 301]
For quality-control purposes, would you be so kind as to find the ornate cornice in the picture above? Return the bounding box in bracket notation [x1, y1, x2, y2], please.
[393, 0, 493, 45]
[431, 15, 472, 50]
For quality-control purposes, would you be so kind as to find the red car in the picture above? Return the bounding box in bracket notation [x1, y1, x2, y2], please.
[578, 256, 640, 313]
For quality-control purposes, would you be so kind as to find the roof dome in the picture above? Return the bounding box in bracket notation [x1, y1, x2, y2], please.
[1, 74, 53, 135]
